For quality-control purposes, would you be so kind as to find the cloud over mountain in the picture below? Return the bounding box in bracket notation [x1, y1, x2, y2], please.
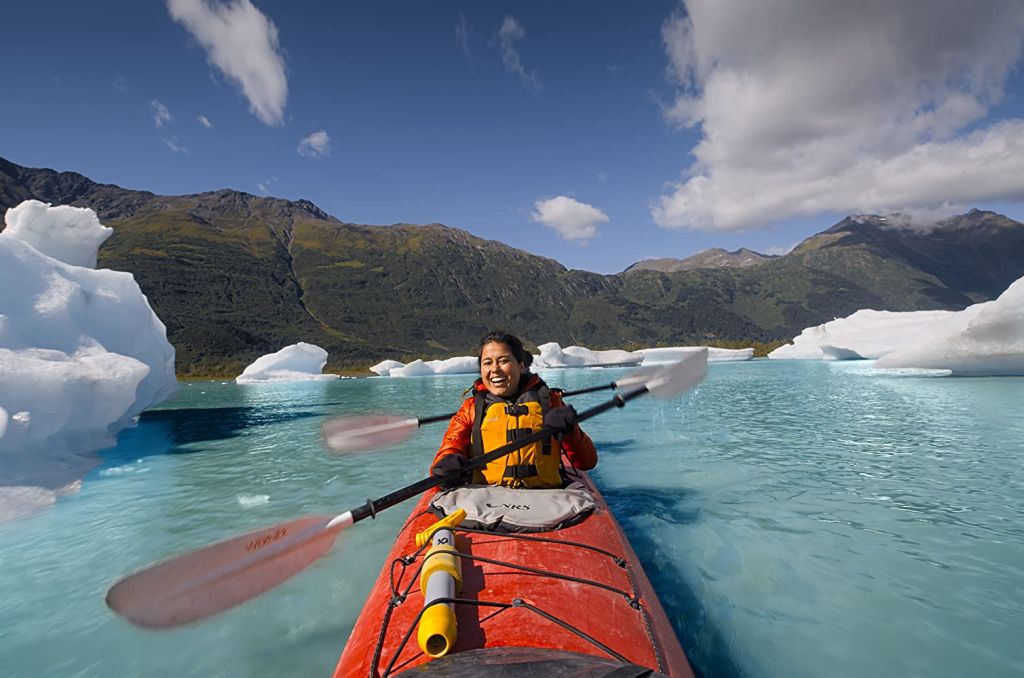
[167, 0, 288, 126]
[298, 130, 331, 158]
[531, 196, 608, 241]
[654, 0, 1024, 232]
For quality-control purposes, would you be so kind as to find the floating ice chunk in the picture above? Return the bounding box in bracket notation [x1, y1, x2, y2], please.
[370, 360, 405, 376]
[2, 200, 112, 268]
[639, 346, 753, 364]
[236, 342, 339, 383]
[876, 276, 1024, 376]
[389, 359, 432, 377]
[1, 201, 178, 521]
[374, 341, 752, 377]
[389, 356, 478, 377]
[769, 308, 980, 360]
[770, 276, 1023, 376]
[99, 464, 150, 476]
[534, 342, 643, 368]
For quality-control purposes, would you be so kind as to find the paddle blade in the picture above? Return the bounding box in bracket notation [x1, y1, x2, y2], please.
[107, 515, 344, 628]
[321, 415, 419, 453]
[612, 364, 663, 391]
[644, 348, 708, 398]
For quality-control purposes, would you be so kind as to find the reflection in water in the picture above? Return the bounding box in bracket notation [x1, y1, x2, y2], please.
[139, 407, 326, 448]
[599, 484, 747, 678]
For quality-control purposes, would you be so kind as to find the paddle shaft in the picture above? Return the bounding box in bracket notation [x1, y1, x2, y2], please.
[348, 385, 647, 524]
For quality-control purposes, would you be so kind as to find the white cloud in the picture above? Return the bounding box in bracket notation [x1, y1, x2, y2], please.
[531, 196, 608, 241]
[166, 0, 287, 126]
[150, 100, 172, 128]
[455, 12, 471, 57]
[765, 242, 798, 256]
[256, 176, 277, 195]
[297, 129, 331, 158]
[498, 16, 542, 92]
[162, 136, 187, 153]
[654, 0, 1024, 232]
[197, 114, 213, 128]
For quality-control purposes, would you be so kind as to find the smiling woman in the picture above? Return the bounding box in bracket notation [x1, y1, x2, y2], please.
[429, 331, 598, 489]
[479, 334, 527, 398]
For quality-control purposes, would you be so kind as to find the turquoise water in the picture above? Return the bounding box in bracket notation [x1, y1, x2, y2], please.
[1, 361, 1022, 678]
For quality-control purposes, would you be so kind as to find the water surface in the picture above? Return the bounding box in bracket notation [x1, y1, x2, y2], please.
[1, 361, 1021, 678]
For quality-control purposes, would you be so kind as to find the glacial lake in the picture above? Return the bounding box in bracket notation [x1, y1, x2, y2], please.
[1, 360, 1022, 678]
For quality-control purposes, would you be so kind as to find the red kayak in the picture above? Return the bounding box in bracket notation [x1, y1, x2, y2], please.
[333, 471, 694, 677]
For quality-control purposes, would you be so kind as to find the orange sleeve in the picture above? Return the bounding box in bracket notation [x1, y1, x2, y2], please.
[430, 397, 474, 470]
[552, 391, 597, 470]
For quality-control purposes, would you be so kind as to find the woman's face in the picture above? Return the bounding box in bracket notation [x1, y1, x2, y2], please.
[479, 341, 525, 398]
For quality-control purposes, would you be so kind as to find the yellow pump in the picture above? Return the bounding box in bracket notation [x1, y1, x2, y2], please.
[415, 511, 466, 658]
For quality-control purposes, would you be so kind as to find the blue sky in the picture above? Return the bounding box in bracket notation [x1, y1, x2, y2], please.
[3, 1, 1024, 274]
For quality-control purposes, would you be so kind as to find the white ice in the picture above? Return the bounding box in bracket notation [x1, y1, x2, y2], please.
[3, 200, 111, 268]
[0, 201, 178, 521]
[370, 359, 405, 376]
[533, 342, 643, 368]
[639, 346, 754, 363]
[770, 275, 1024, 376]
[372, 341, 753, 377]
[388, 357, 479, 378]
[236, 342, 339, 383]
[875, 277, 1024, 376]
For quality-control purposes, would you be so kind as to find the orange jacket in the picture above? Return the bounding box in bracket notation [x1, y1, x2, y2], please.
[431, 374, 597, 475]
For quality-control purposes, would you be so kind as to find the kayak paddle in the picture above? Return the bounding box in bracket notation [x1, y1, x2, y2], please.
[321, 363, 663, 453]
[106, 350, 707, 628]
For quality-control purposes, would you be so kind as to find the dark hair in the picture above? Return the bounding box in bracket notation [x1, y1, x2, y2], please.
[477, 331, 533, 369]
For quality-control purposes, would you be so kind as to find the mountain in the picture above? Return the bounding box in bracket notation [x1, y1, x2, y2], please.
[3, 156, 1023, 375]
[623, 247, 776, 273]
[791, 211, 1024, 305]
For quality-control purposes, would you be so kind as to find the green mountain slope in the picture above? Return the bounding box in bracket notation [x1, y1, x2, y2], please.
[3, 156, 1022, 375]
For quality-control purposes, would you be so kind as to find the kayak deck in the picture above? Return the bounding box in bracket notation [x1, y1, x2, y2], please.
[333, 473, 693, 677]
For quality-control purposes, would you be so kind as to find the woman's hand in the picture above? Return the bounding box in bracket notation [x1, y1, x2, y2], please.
[544, 405, 578, 434]
[430, 453, 472, 488]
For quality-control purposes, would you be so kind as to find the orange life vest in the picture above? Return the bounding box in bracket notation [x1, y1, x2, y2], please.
[470, 384, 563, 488]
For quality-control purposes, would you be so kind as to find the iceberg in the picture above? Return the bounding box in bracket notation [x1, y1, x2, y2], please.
[875, 277, 1024, 376]
[236, 342, 339, 383]
[639, 346, 754, 363]
[0, 201, 178, 521]
[768, 309, 981, 360]
[371, 341, 754, 377]
[770, 275, 1023, 376]
[388, 357, 479, 378]
[370, 359, 405, 377]
[533, 342, 643, 368]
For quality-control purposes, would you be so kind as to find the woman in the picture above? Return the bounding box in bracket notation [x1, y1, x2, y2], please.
[430, 331, 597, 488]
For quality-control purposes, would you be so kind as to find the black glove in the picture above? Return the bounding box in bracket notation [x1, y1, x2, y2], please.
[431, 454, 472, 488]
[544, 405, 578, 435]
